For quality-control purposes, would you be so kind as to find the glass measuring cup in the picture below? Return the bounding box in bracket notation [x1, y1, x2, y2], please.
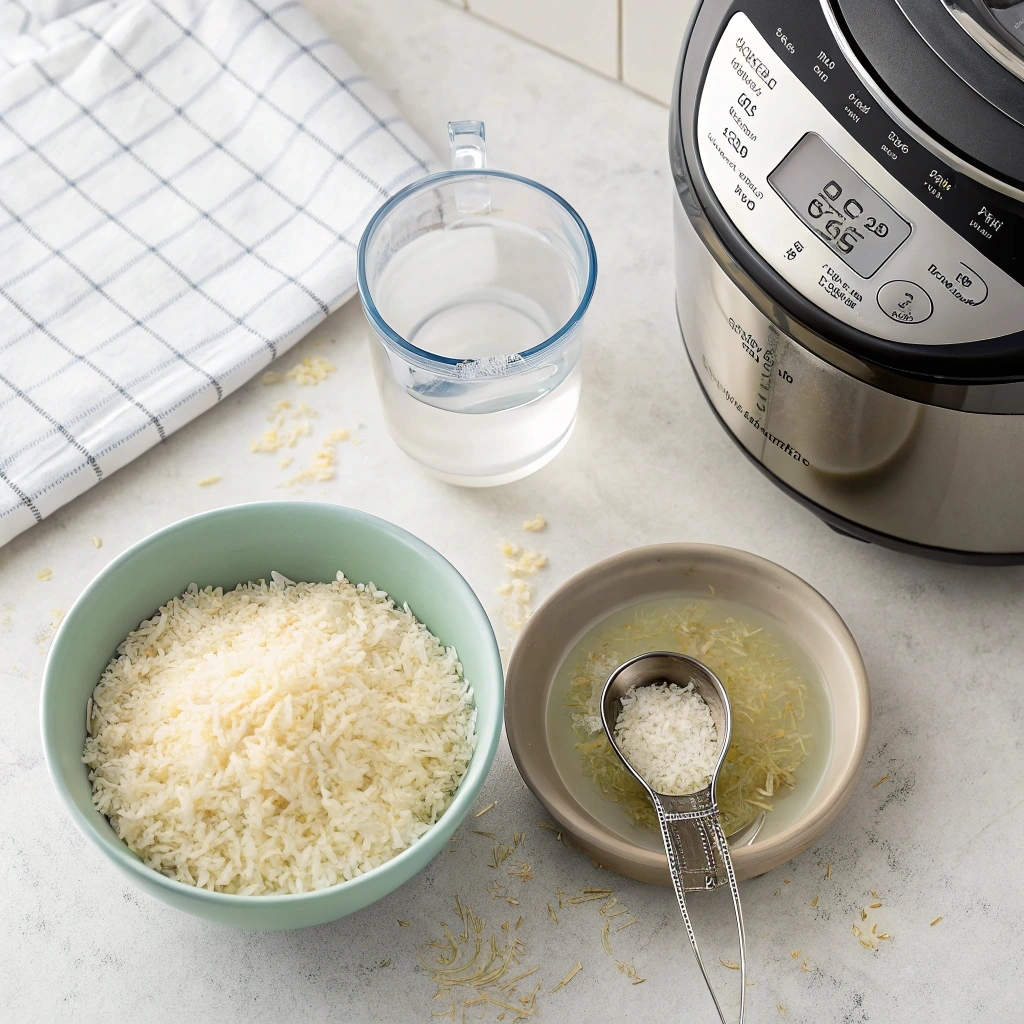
[356, 121, 597, 486]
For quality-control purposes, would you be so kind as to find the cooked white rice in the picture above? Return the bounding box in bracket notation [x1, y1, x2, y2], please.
[613, 681, 718, 795]
[83, 571, 476, 895]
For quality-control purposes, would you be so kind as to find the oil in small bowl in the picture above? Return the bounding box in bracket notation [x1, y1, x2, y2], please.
[546, 594, 833, 853]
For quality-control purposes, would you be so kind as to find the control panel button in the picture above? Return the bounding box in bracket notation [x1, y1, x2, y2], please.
[925, 261, 988, 307]
[876, 280, 933, 324]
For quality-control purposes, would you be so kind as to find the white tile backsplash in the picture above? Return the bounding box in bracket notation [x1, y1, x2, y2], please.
[466, 0, 620, 79]
[451, 0, 697, 104]
[622, 0, 697, 104]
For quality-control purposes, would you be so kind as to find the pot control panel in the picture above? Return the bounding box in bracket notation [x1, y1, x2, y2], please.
[695, 10, 1024, 344]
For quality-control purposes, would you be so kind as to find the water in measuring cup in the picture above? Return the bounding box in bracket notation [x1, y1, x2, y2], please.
[371, 219, 583, 485]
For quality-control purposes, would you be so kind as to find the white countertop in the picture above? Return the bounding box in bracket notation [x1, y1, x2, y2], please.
[4, 1, 1024, 1021]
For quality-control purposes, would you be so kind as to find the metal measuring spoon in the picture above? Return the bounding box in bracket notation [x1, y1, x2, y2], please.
[729, 810, 766, 848]
[601, 652, 746, 1024]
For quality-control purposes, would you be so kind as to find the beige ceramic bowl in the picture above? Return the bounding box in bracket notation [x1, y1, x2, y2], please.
[505, 544, 870, 885]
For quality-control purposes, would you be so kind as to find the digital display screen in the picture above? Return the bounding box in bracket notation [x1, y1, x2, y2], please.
[768, 133, 912, 278]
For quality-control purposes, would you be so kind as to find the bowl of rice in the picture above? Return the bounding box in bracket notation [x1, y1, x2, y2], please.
[41, 502, 503, 930]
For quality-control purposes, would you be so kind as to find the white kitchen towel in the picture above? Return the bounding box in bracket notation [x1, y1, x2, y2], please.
[0, 0, 437, 547]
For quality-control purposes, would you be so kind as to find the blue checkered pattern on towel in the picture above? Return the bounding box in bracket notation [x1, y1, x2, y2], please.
[0, 0, 437, 546]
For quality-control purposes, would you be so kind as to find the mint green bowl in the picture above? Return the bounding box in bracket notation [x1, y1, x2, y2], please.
[40, 502, 503, 930]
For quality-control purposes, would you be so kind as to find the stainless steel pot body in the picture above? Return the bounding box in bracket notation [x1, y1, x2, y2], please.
[674, 196, 1024, 556]
[672, 0, 1024, 560]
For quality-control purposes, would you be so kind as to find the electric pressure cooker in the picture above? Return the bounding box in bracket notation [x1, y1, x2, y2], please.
[672, 0, 1024, 561]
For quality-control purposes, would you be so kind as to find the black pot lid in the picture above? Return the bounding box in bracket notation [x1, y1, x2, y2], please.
[977, 1, 1024, 64]
[836, 0, 1024, 188]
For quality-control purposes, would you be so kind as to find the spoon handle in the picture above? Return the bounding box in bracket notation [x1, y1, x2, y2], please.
[655, 799, 746, 1024]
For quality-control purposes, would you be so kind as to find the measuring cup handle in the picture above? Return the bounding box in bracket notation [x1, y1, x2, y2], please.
[448, 120, 486, 170]
[447, 120, 490, 214]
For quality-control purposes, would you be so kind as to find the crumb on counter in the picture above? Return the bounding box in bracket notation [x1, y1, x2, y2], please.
[36, 568, 52, 581]
[855, 900, 893, 950]
[287, 356, 336, 385]
[91, 536, 102, 548]
[522, 515, 546, 532]
[197, 476, 221, 487]
[615, 960, 646, 985]
[497, 535, 549, 643]
[505, 550, 548, 576]
[250, 400, 315, 453]
[281, 429, 351, 487]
